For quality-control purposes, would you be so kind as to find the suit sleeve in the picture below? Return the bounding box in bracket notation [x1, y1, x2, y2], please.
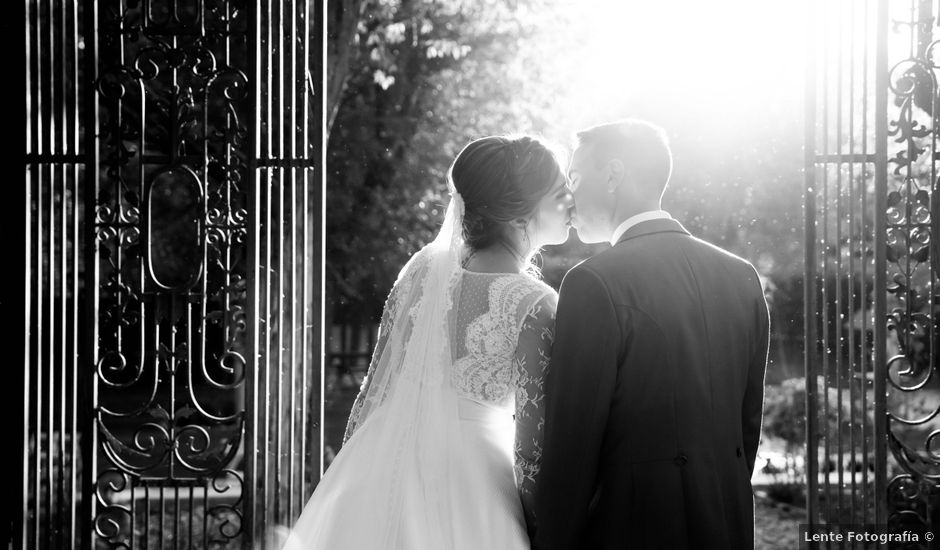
[533, 266, 620, 550]
[742, 267, 770, 475]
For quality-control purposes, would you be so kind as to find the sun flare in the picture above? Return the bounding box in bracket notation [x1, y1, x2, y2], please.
[548, 0, 807, 135]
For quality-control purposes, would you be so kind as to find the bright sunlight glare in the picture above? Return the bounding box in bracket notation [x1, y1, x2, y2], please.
[546, 0, 807, 139]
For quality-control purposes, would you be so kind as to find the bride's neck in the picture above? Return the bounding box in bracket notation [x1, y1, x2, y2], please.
[463, 242, 526, 274]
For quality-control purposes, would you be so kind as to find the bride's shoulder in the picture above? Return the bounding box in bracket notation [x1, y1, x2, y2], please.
[522, 272, 558, 294]
[391, 247, 434, 286]
[504, 273, 558, 311]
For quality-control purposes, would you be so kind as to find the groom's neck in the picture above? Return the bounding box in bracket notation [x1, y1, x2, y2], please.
[610, 200, 663, 231]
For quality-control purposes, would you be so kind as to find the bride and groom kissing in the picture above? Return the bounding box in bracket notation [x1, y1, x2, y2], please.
[286, 119, 770, 549]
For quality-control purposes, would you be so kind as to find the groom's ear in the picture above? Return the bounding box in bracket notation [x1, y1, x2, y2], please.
[607, 159, 625, 193]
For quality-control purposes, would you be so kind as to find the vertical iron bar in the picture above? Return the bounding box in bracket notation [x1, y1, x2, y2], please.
[873, 0, 889, 528]
[299, 0, 310, 500]
[41, 1, 52, 546]
[264, 0, 274, 535]
[288, 0, 297, 519]
[835, 0, 846, 524]
[188, 486, 193, 550]
[821, 0, 833, 533]
[860, 0, 870, 525]
[275, 0, 286, 526]
[20, 161, 30, 550]
[47, 138, 57, 550]
[834, 0, 847, 523]
[200, 0, 218, 522]
[144, 483, 150, 550]
[288, 177, 298, 510]
[60, 3, 73, 541]
[26, 0, 32, 155]
[60, 163, 69, 550]
[130, 483, 136, 550]
[847, 0, 857, 526]
[319, 0, 327, 482]
[264, 162, 274, 538]
[36, 164, 45, 550]
[805, 0, 819, 527]
[174, 485, 180, 550]
[57, 0, 69, 538]
[169, 312, 177, 485]
[69, 0, 80, 544]
[245, 0, 260, 543]
[36, 0, 44, 156]
[80, 1, 99, 548]
[264, 0, 277, 536]
[21, 0, 33, 545]
[931, 10, 938, 512]
[202, 486, 208, 549]
[158, 485, 165, 550]
[47, 0, 55, 155]
[47, 39, 57, 550]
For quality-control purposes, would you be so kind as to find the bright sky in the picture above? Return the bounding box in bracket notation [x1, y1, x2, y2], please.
[542, 0, 807, 140]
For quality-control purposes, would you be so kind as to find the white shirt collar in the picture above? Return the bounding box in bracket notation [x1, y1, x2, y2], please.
[610, 210, 672, 245]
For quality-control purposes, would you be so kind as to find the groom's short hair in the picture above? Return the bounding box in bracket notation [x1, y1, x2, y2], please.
[575, 119, 673, 197]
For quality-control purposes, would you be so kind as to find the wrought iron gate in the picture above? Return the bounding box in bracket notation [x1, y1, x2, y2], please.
[20, 1, 324, 548]
[806, 0, 940, 544]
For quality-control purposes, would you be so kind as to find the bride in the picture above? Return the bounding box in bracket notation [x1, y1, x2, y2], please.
[286, 135, 574, 549]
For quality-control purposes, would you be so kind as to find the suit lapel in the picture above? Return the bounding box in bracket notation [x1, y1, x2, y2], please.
[614, 218, 691, 246]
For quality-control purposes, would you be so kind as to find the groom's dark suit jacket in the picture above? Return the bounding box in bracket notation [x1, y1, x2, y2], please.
[533, 218, 769, 550]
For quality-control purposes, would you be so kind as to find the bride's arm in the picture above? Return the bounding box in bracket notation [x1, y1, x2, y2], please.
[343, 249, 428, 444]
[512, 292, 557, 537]
[342, 282, 400, 443]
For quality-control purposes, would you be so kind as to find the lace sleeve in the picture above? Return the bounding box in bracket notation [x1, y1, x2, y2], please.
[512, 291, 557, 535]
[342, 289, 397, 444]
[342, 249, 429, 444]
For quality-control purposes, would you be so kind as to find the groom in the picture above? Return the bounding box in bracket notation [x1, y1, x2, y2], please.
[533, 120, 769, 550]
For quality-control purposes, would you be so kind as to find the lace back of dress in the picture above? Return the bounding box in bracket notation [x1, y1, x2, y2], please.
[451, 273, 555, 406]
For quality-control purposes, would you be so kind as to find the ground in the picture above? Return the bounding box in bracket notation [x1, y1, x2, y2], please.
[755, 491, 804, 550]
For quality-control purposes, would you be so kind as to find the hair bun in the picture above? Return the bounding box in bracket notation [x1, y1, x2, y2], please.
[449, 135, 562, 251]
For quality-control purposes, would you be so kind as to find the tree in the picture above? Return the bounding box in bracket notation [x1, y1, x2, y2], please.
[324, 0, 810, 372]
[327, 0, 364, 133]
[326, 0, 565, 324]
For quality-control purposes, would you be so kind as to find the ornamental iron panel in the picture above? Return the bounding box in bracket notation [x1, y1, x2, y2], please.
[20, 1, 324, 548]
[806, 0, 940, 545]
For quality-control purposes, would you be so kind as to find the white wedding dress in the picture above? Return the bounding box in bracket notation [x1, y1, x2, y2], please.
[285, 194, 557, 550]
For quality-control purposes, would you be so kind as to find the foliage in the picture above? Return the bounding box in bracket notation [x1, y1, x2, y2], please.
[760, 376, 867, 502]
[325, 0, 808, 338]
[763, 376, 872, 455]
[326, 0, 567, 323]
[764, 482, 806, 508]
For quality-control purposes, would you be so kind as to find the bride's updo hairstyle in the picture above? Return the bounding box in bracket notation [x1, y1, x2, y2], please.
[450, 135, 564, 252]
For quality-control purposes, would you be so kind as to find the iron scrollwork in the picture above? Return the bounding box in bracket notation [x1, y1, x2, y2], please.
[884, 3, 940, 541]
[93, 1, 249, 546]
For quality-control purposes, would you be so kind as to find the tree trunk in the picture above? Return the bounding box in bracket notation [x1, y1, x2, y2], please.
[327, 0, 363, 135]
